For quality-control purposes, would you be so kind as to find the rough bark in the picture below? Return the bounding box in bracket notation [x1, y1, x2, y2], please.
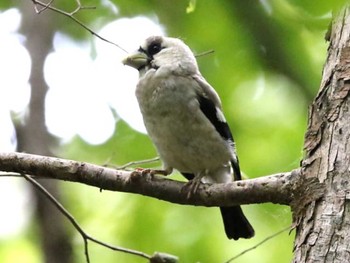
[293, 6, 350, 263]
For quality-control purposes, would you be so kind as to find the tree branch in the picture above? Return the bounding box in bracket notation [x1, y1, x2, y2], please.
[0, 152, 319, 208]
[22, 173, 152, 263]
[30, 0, 128, 53]
[224, 225, 291, 263]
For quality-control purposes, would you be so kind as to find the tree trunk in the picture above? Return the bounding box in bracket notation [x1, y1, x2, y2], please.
[293, 6, 350, 262]
[18, 2, 73, 263]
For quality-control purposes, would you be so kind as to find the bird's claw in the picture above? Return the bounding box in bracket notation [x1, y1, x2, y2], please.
[132, 168, 171, 177]
[182, 176, 203, 199]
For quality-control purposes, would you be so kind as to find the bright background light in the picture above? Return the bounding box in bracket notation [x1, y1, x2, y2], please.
[0, 8, 31, 152]
[0, 8, 164, 237]
[45, 16, 165, 143]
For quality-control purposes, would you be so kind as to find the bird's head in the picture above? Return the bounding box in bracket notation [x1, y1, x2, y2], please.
[122, 36, 199, 76]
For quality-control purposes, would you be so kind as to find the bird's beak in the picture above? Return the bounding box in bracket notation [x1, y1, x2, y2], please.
[122, 51, 149, 70]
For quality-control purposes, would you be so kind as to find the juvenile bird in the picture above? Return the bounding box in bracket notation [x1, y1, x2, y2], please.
[123, 36, 254, 240]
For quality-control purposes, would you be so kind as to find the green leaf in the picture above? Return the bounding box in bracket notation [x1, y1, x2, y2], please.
[186, 0, 196, 14]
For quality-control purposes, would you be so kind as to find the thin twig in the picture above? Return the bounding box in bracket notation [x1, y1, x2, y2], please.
[195, 49, 215, 58]
[0, 172, 23, 177]
[22, 173, 151, 262]
[34, 0, 55, 13]
[31, 0, 128, 53]
[71, 0, 82, 15]
[224, 226, 292, 263]
[70, 0, 96, 15]
[117, 156, 160, 170]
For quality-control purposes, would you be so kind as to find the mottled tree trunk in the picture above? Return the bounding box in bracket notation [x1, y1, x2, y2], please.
[293, 6, 350, 263]
[18, 1, 72, 263]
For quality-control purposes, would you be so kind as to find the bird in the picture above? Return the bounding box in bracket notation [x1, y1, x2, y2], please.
[122, 36, 254, 240]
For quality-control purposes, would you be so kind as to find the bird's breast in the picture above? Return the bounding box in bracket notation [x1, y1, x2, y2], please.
[136, 73, 232, 174]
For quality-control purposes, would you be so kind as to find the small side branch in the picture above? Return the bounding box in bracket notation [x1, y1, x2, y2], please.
[22, 173, 151, 263]
[30, 0, 128, 53]
[0, 152, 314, 207]
[224, 225, 292, 263]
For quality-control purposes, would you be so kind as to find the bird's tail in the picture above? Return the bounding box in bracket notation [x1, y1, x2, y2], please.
[220, 206, 255, 240]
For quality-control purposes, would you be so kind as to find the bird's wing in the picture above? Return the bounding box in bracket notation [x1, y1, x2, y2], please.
[193, 74, 242, 181]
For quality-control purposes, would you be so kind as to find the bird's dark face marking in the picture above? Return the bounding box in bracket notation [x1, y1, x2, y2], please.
[129, 36, 197, 74]
[147, 41, 162, 56]
[137, 37, 164, 71]
[139, 37, 164, 59]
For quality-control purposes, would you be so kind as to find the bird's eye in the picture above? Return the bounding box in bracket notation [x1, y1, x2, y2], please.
[148, 43, 162, 56]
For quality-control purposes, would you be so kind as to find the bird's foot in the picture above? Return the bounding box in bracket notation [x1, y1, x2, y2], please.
[182, 175, 203, 199]
[129, 168, 154, 183]
[129, 167, 172, 183]
[132, 167, 172, 177]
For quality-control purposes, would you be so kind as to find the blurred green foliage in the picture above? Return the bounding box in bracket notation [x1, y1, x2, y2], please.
[1, 0, 338, 262]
